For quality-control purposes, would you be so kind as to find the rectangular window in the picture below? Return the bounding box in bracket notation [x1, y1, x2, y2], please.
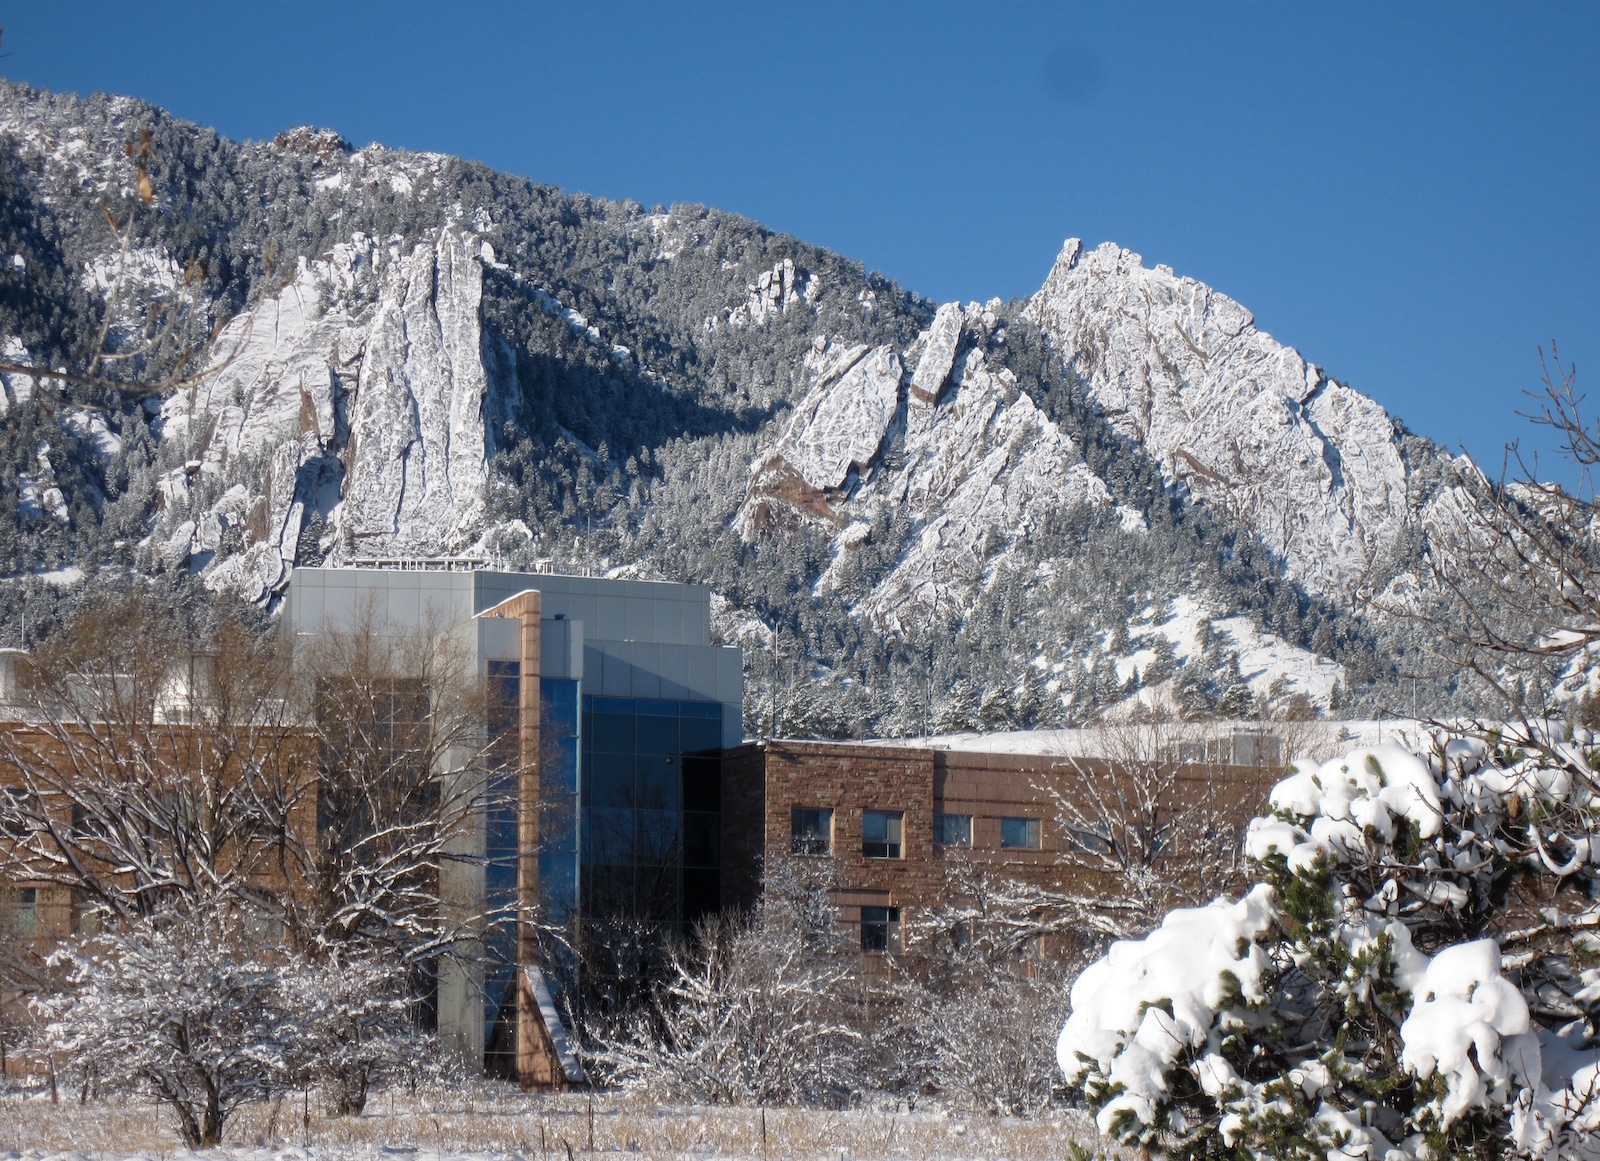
[791, 807, 833, 856]
[1000, 817, 1041, 850]
[1070, 827, 1112, 853]
[860, 905, 900, 953]
[11, 887, 35, 936]
[933, 813, 972, 847]
[862, 810, 903, 859]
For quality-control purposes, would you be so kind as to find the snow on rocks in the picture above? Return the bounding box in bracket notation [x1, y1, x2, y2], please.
[158, 226, 501, 600]
[1024, 239, 1436, 604]
[726, 257, 817, 327]
[859, 346, 1111, 630]
[909, 302, 964, 403]
[1056, 883, 1278, 1135]
[739, 308, 1118, 631]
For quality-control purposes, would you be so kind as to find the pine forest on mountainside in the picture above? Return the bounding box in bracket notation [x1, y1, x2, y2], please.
[0, 81, 1535, 737]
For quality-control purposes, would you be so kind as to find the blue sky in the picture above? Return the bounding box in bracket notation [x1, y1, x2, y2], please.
[6, 2, 1597, 473]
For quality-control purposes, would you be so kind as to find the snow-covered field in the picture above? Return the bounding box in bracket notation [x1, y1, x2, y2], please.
[0, 1089, 1110, 1161]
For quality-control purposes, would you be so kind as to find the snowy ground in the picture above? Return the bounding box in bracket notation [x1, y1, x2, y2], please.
[0, 1088, 1113, 1161]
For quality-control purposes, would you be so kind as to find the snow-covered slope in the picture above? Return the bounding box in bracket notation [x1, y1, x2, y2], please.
[1026, 239, 1415, 603]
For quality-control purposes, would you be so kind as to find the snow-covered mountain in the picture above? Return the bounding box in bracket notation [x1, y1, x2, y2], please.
[0, 82, 1478, 731]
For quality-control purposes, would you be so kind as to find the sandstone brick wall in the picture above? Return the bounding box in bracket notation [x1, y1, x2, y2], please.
[723, 740, 1280, 952]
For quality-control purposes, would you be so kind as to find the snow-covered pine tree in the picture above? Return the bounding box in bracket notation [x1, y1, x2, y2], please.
[1058, 736, 1600, 1160]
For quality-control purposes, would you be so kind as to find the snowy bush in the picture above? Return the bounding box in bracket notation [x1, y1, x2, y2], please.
[278, 949, 418, 1115]
[32, 906, 294, 1148]
[585, 857, 865, 1106]
[585, 907, 861, 1106]
[1058, 738, 1600, 1159]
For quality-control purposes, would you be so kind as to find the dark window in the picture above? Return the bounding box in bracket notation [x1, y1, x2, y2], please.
[635, 714, 678, 756]
[588, 713, 635, 753]
[860, 905, 900, 953]
[1000, 817, 1041, 850]
[579, 696, 723, 929]
[680, 717, 721, 754]
[584, 808, 635, 865]
[634, 754, 680, 810]
[791, 807, 833, 856]
[683, 811, 720, 868]
[11, 887, 35, 935]
[1070, 827, 1112, 853]
[635, 809, 680, 867]
[933, 813, 972, 847]
[682, 868, 720, 922]
[862, 810, 903, 859]
[681, 755, 721, 812]
[586, 752, 635, 808]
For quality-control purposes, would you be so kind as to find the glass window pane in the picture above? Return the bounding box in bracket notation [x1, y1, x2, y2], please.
[546, 736, 579, 796]
[934, 813, 972, 846]
[541, 678, 579, 737]
[1000, 817, 1041, 849]
[584, 808, 635, 865]
[634, 754, 680, 810]
[791, 807, 832, 855]
[863, 811, 902, 858]
[682, 756, 720, 812]
[636, 809, 680, 867]
[684, 811, 720, 868]
[587, 697, 635, 715]
[583, 864, 632, 916]
[636, 698, 680, 717]
[635, 715, 678, 755]
[634, 862, 680, 921]
[682, 868, 720, 922]
[586, 753, 634, 808]
[861, 905, 900, 953]
[679, 717, 721, 754]
[589, 713, 635, 753]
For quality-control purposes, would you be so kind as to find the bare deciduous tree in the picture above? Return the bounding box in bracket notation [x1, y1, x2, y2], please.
[584, 857, 861, 1106]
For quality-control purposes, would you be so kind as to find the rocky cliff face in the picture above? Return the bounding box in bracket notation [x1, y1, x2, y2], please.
[735, 303, 1120, 632]
[0, 82, 1481, 725]
[1025, 239, 1419, 604]
[156, 227, 504, 602]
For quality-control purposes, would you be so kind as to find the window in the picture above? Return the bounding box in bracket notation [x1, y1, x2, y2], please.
[578, 696, 724, 926]
[1000, 817, 1041, 850]
[1069, 827, 1112, 853]
[862, 810, 903, 859]
[791, 807, 833, 856]
[933, 813, 972, 847]
[861, 906, 900, 953]
[10, 888, 35, 936]
[0, 786, 32, 839]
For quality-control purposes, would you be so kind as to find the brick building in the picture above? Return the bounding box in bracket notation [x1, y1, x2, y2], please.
[721, 739, 1280, 957]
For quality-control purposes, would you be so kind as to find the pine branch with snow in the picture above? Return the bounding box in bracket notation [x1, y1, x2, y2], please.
[1057, 736, 1600, 1159]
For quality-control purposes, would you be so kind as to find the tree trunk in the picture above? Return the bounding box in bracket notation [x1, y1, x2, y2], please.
[201, 1090, 224, 1148]
[169, 1098, 203, 1151]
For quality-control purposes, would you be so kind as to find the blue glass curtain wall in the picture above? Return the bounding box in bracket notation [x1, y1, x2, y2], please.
[581, 696, 722, 927]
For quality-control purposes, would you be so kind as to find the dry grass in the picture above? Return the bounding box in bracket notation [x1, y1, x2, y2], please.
[0, 1084, 1119, 1159]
